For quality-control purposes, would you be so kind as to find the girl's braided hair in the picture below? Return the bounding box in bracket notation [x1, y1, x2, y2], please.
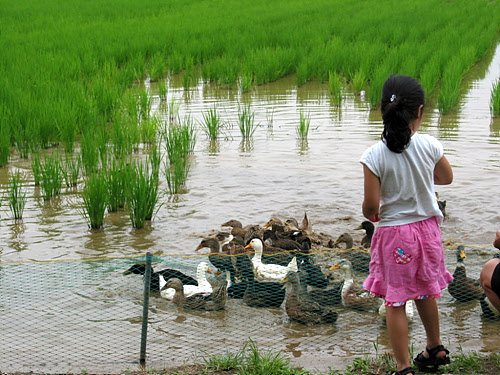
[381, 75, 425, 153]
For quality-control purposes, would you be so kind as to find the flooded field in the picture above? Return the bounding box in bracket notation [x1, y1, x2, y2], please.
[1, 44, 499, 373]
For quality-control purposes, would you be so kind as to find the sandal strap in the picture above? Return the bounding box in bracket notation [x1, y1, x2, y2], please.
[426, 344, 449, 358]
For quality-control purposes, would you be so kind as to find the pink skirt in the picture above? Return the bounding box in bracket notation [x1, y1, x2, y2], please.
[363, 216, 453, 305]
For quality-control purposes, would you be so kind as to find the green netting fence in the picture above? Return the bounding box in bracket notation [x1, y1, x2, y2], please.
[0, 244, 499, 374]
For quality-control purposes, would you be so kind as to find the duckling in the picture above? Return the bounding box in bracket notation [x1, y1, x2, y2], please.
[234, 252, 286, 308]
[123, 263, 198, 292]
[160, 261, 213, 300]
[195, 237, 236, 283]
[330, 259, 381, 313]
[333, 233, 371, 273]
[354, 221, 375, 249]
[281, 270, 338, 325]
[166, 271, 228, 311]
[245, 238, 297, 282]
[448, 245, 483, 302]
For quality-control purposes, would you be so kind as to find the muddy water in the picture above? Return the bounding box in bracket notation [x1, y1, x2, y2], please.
[1, 44, 500, 372]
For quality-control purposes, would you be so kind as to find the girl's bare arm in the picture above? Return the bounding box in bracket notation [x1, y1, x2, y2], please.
[434, 155, 453, 185]
[362, 164, 381, 222]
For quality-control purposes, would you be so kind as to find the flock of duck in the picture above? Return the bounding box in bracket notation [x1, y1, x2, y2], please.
[124, 213, 500, 325]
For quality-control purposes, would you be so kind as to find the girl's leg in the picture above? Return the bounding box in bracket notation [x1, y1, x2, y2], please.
[414, 299, 447, 357]
[386, 304, 410, 371]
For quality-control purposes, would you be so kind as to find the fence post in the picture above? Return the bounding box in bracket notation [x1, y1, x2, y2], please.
[139, 252, 152, 367]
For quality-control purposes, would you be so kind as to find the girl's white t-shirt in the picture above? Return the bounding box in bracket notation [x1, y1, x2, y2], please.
[360, 132, 444, 227]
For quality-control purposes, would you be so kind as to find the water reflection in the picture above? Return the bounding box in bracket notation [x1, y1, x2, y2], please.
[437, 113, 460, 140]
[489, 117, 500, 142]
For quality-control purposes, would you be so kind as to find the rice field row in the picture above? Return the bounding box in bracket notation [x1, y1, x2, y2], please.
[0, 0, 499, 167]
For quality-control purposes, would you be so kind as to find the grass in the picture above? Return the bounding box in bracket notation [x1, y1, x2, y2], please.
[39, 151, 64, 200]
[491, 79, 500, 117]
[296, 111, 311, 140]
[8, 170, 27, 221]
[200, 105, 225, 140]
[238, 104, 258, 138]
[62, 154, 81, 187]
[0, 105, 10, 167]
[328, 71, 343, 105]
[162, 117, 196, 194]
[127, 159, 160, 229]
[82, 171, 108, 230]
[106, 157, 131, 212]
[102, 344, 500, 375]
[0, 0, 497, 163]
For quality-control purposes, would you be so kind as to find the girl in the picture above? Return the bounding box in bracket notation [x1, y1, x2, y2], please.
[360, 75, 453, 375]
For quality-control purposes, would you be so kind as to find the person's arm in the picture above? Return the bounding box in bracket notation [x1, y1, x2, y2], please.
[434, 155, 453, 185]
[362, 164, 381, 222]
[493, 230, 500, 250]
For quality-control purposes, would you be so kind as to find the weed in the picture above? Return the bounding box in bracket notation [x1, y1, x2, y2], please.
[82, 171, 108, 229]
[39, 151, 64, 200]
[296, 111, 311, 140]
[491, 79, 500, 117]
[238, 104, 258, 138]
[200, 105, 224, 140]
[8, 170, 27, 221]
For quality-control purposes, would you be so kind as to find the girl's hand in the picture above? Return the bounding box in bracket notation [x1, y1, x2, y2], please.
[368, 213, 380, 222]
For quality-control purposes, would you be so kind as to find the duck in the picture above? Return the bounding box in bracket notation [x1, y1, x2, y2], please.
[436, 192, 447, 218]
[222, 219, 263, 245]
[221, 219, 248, 239]
[329, 259, 381, 313]
[448, 245, 483, 302]
[123, 263, 198, 292]
[234, 251, 286, 307]
[195, 237, 236, 283]
[263, 229, 301, 252]
[166, 270, 228, 311]
[332, 233, 371, 273]
[160, 261, 213, 300]
[480, 294, 500, 319]
[354, 221, 375, 249]
[281, 270, 338, 325]
[245, 238, 297, 282]
[378, 300, 415, 322]
[296, 238, 328, 289]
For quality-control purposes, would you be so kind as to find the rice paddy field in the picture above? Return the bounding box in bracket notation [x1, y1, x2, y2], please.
[1, 0, 500, 373]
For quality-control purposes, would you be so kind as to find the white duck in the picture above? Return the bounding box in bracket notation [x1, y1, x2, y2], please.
[378, 300, 415, 322]
[160, 261, 212, 300]
[245, 238, 297, 282]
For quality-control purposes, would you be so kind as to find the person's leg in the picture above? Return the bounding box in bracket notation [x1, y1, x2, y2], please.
[480, 259, 500, 312]
[414, 299, 447, 357]
[386, 304, 411, 371]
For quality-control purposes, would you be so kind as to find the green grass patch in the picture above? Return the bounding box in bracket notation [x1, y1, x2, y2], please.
[238, 104, 258, 138]
[200, 105, 225, 140]
[39, 152, 64, 200]
[296, 110, 311, 141]
[8, 170, 27, 221]
[162, 117, 196, 194]
[82, 171, 108, 230]
[491, 79, 500, 117]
